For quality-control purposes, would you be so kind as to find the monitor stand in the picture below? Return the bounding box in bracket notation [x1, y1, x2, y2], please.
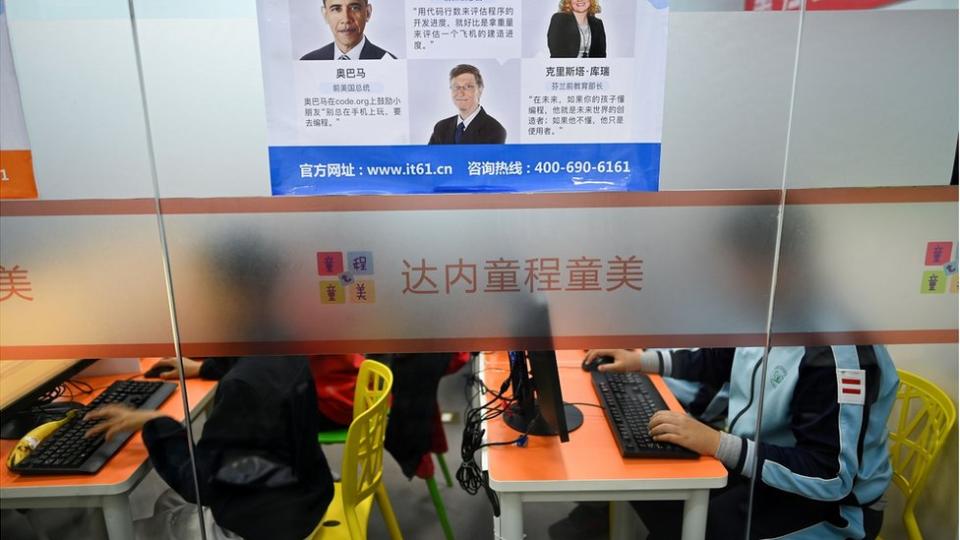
[503, 402, 584, 436]
[0, 401, 85, 440]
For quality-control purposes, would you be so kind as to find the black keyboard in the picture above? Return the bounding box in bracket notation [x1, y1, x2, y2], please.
[9, 380, 177, 475]
[590, 371, 699, 459]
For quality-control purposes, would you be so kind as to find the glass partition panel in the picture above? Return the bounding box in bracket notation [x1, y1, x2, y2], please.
[659, 10, 801, 190]
[128, 1, 801, 539]
[152, 202, 783, 352]
[128, 0, 269, 199]
[760, 199, 958, 539]
[754, 2, 959, 539]
[103, 0, 840, 537]
[656, 6, 803, 539]
[127, 1, 796, 352]
[1, 1, 207, 538]
[784, 9, 957, 188]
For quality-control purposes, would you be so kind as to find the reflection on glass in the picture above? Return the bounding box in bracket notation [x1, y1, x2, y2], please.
[129, 356, 336, 539]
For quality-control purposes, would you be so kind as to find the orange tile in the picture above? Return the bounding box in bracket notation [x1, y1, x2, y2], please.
[0, 150, 38, 199]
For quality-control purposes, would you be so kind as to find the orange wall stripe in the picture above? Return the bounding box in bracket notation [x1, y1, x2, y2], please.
[0, 343, 177, 360]
[156, 190, 784, 213]
[2, 191, 781, 216]
[769, 329, 959, 346]
[2, 187, 955, 217]
[0, 198, 155, 216]
[785, 186, 958, 205]
[2, 330, 955, 360]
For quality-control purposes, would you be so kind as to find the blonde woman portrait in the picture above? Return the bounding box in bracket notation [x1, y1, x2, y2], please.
[547, 0, 606, 58]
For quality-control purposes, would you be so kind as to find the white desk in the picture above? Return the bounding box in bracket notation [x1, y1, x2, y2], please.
[0, 373, 217, 539]
[479, 351, 728, 540]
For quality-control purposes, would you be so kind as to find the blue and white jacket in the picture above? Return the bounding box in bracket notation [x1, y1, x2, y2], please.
[660, 345, 898, 539]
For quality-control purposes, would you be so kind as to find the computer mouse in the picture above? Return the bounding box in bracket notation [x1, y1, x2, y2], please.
[143, 364, 175, 378]
[582, 355, 615, 372]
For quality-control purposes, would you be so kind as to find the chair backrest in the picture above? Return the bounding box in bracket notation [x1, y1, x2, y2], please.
[351, 358, 389, 420]
[888, 369, 957, 538]
[341, 359, 393, 536]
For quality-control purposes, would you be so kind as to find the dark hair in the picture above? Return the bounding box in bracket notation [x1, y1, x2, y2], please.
[449, 64, 484, 89]
[322, 0, 368, 5]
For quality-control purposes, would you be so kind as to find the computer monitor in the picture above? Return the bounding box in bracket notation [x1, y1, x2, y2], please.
[503, 350, 583, 442]
[0, 359, 97, 439]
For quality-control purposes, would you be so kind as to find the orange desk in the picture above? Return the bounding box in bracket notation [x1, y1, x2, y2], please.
[481, 351, 728, 540]
[0, 373, 217, 539]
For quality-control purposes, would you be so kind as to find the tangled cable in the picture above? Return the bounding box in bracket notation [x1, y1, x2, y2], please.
[14, 379, 97, 425]
[457, 370, 540, 517]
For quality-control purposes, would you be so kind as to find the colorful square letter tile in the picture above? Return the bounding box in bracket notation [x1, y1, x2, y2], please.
[920, 271, 946, 294]
[348, 280, 376, 304]
[319, 280, 345, 303]
[347, 251, 374, 275]
[952, 274, 958, 294]
[317, 252, 344, 276]
[925, 242, 953, 266]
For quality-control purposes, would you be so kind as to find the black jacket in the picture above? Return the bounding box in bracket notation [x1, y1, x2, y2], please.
[300, 38, 396, 60]
[383, 353, 454, 478]
[547, 12, 606, 58]
[143, 356, 334, 540]
[428, 107, 507, 145]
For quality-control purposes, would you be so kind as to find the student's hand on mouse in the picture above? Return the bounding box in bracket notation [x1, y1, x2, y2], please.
[148, 357, 203, 379]
[83, 405, 166, 441]
[583, 349, 645, 372]
[648, 410, 721, 456]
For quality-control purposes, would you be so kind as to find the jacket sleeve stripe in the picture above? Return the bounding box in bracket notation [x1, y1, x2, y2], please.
[759, 346, 864, 501]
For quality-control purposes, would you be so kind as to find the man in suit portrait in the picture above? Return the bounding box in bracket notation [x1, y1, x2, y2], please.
[428, 64, 507, 145]
[301, 0, 396, 60]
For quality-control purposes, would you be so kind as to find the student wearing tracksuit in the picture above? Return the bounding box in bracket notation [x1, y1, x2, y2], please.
[585, 345, 899, 539]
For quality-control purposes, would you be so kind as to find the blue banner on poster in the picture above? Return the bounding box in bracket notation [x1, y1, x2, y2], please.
[270, 143, 660, 195]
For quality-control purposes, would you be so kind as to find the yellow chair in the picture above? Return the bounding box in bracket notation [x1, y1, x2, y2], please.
[318, 425, 456, 540]
[311, 360, 403, 540]
[885, 369, 957, 540]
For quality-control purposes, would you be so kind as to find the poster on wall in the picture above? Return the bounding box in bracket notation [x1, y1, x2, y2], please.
[0, 4, 38, 200]
[256, 0, 669, 195]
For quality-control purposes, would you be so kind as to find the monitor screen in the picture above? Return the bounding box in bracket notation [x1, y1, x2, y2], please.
[502, 301, 583, 441]
[503, 350, 583, 442]
[0, 359, 97, 439]
[527, 349, 579, 442]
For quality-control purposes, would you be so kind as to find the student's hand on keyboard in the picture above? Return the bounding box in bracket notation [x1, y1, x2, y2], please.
[147, 357, 203, 379]
[83, 405, 167, 441]
[583, 349, 644, 373]
[648, 410, 721, 457]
